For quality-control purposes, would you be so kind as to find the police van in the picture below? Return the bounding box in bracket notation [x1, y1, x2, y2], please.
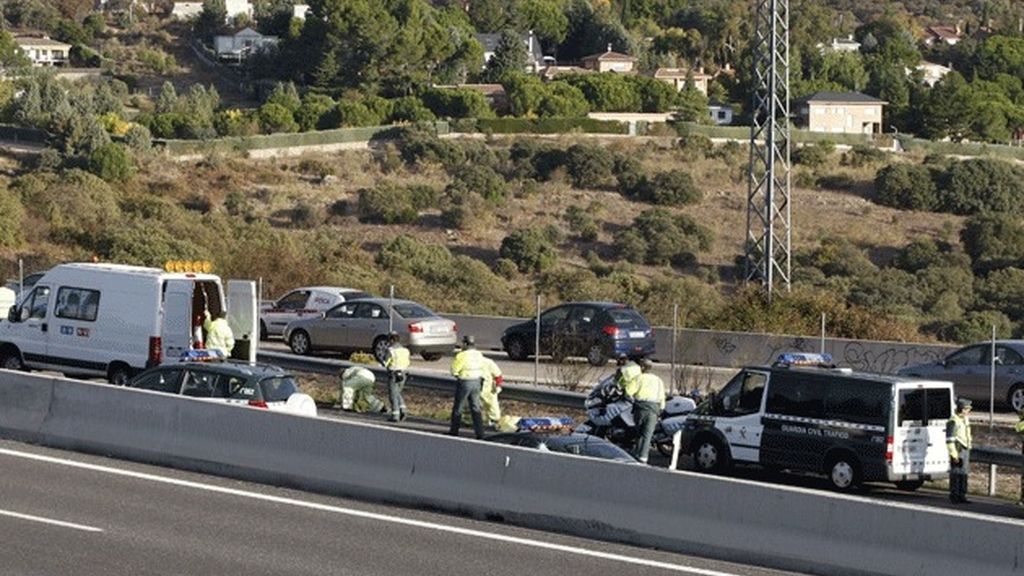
[259, 286, 370, 339]
[679, 353, 954, 491]
[0, 262, 256, 385]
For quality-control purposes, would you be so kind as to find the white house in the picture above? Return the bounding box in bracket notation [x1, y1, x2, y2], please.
[224, 0, 253, 20]
[708, 103, 734, 125]
[214, 27, 278, 63]
[914, 61, 952, 87]
[581, 44, 637, 73]
[649, 68, 711, 95]
[818, 35, 861, 55]
[795, 91, 887, 135]
[923, 25, 961, 47]
[172, 0, 251, 22]
[170, 1, 203, 19]
[14, 36, 72, 67]
[476, 31, 545, 72]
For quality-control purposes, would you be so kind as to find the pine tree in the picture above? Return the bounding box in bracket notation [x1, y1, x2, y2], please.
[485, 29, 527, 83]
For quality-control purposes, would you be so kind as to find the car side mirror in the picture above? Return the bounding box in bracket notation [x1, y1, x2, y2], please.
[7, 305, 19, 323]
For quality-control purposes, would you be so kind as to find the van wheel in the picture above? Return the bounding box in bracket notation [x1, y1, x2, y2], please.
[421, 352, 442, 361]
[0, 349, 23, 371]
[586, 344, 607, 366]
[1008, 384, 1024, 413]
[895, 480, 924, 492]
[693, 437, 727, 472]
[289, 330, 311, 355]
[826, 454, 860, 491]
[108, 363, 132, 386]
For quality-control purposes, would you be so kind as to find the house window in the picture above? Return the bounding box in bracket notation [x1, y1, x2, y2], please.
[717, 111, 727, 120]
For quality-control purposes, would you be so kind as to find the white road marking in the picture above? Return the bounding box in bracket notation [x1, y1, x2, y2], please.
[0, 508, 103, 533]
[1, 447, 743, 576]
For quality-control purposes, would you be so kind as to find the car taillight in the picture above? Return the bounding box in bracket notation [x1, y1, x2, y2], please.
[248, 399, 268, 409]
[602, 325, 620, 337]
[452, 323, 458, 333]
[885, 436, 894, 462]
[409, 323, 423, 333]
[148, 337, 162, 366]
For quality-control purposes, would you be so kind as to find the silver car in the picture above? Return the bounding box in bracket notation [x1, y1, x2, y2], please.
[283, 297, 457, 361]
[898, 340, 1024, 412]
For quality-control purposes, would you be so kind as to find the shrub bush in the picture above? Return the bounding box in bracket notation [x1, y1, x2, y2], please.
[500, 228, 557, 273]
[257, 102, 298, 134]
[676, 132, 713, 160]
[335, 100, 381, 128]
[565, 206, 599, 241]
[389, 97, 436, 123]
[937, 158, 1024, 215]
[565, 144, 614, 189]
[88, 143, 134, 182]
[645, 170, 702, 205]
[960, 213, 1024, 271]
[842, 145, 886, 167]
[0, 189, 25, 249]
[421, 88, 493, 119]
[873, 163, 937, 210]
[357, 183, 419, 224]
[937, 310, 1013, 343]
[619, 208, 713, 267]
[449, 164, 506, 204]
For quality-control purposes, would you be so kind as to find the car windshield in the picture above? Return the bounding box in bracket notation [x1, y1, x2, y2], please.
[259, 376, 300, 402]
[393, 303, 433, 319]
[607, 308, 648, 329]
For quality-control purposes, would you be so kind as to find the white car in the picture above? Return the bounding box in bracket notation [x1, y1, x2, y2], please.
[127, 361, 318, 417]
[260, 286, 371, 339]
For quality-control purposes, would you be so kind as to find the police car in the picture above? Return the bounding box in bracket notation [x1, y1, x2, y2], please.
[260, 286, 371, 339]
[678, 353, 954, 491]
[128, 352, 318, 417]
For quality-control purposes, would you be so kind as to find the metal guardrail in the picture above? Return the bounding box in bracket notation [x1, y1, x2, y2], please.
[974, 446, 1023, 469]
[258, 351, 586, 409]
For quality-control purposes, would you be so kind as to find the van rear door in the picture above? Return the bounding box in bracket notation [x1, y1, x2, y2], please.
[162, 279, 194, 361]
[891, 383, 952, 478]
[228, 280, 257, 363]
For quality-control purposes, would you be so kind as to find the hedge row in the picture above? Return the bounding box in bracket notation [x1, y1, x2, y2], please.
[154, 122, 451, 155]
[473, 117, 629, 135]
[0, 124, 49, 144]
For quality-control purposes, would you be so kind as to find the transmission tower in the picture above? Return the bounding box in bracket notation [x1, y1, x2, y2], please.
[744, 0, 791, 300]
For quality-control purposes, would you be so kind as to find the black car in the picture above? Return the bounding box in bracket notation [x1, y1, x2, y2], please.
[500, 302, 656, 366]
[486, 432, 638, 463]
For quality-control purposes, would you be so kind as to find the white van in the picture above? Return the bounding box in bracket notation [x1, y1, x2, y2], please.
[679, 353, 954, 491]
[259, 286, 371, 339]
[0, 263, 256, 385]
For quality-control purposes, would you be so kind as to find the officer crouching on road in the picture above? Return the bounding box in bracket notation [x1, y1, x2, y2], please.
[381, 332, 410, 422]
[449, 335, 486, 439]
[946, 397, 973, 504]
[625, 358, 665, 464]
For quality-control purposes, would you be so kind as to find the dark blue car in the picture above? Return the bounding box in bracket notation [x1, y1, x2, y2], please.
[500, 302, 656, 366]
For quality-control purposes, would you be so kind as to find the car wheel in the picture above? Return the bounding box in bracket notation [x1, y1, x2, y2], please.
[1009, 384, 1024, 413]
[826, 453, 860, 491]
[895, 480, 924, 492]
[373, 336, 389, 364]
[421, 352, 442, 361]
[693, 437, 727, 472]
[505, 336, 527, 361]
[289, 330, 311, 355]
[108, 363, 132, 386]
[0, 349, 23, 371]
[586, 344, 607, 366]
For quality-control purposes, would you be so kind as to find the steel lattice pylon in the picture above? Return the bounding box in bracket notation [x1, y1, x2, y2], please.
[744, 0, 791, 299]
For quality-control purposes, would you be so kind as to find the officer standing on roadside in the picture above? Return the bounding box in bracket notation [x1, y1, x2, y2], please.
[625, 358, 665, 464]
[614, 353, 642, 393]
[946, 398, 973, 504]
[449, 335, 486, 439]
[480, 355, 503, 428]
[1016, 407, 1024, 506]
[382, 331, 410, 422]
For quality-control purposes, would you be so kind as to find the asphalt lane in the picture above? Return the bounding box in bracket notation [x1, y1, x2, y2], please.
[0, 439, 811, 576]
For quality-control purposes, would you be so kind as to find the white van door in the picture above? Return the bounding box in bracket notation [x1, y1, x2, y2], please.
[891, 384, 953, 478]
[228, 280, 257, 363]
[14, 285, 52, 367]
[713, 370, 768, 463]
[162, 279, 194, 362]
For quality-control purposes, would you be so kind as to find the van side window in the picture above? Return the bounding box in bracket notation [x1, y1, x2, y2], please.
[717, 370, 766, 415]
[827, 381, 889, 427]
[765, 375, 825, 419]
[55, 287, 100, 322]
[277, 291, 310, 310]
[26, 286, 51, 320]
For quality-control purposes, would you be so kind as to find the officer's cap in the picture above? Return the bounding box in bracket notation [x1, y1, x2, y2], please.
[956, 398, 972, 411]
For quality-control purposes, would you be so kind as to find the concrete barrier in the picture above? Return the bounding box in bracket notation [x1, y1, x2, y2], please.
[1, 370, 1021, 576]
[444, 313, 954, 373]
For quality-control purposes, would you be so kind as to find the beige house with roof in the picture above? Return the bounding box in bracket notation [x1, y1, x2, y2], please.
[649, 68, 711, 94]
[581, 45, 637, 73]
[14, 36, 72, 67]
[795, 91, 887, 135]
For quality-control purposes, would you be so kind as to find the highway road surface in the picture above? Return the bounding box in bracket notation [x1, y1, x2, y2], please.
[0, 439, 813, 576]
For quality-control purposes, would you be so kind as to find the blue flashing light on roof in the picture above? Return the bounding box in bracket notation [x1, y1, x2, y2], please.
[517, 417, 575, 432]
[180, 349, 227, 362]
[774, 352, 834, 368]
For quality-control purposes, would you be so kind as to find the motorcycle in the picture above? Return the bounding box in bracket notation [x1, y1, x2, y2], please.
[574, 375, 698, 457]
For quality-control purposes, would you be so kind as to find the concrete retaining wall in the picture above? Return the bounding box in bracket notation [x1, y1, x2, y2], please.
[446, 314, 954, 373]
[1, 370, 1020, 576]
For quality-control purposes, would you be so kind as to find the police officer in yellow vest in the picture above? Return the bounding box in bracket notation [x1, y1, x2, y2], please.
[614, 353, 642, 393]
[203, 309, 235, 358]
[1015, 407, 1024, 506]
[480, 356, 503, 428]
[449, 334, 487, 439]
[382, 332, 411, 422]
[337, 365, 385, 414]
[946, 397, 973, 504]
[625, 358, 665, 464]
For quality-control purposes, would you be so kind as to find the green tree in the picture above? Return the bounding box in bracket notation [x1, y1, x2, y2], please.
[873, 163, 937, 211]
[0, 31, 31, 68]
[294, 92, 335, 131]
[87, 143, 134, 182]
[485, 29, 528, 83]
[195, 0, 227, 39]
[0, 188, 25, 249]
[512, 0, 568, 46]
[500, 227, 557, 273]
[257, 102, 298, 133]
